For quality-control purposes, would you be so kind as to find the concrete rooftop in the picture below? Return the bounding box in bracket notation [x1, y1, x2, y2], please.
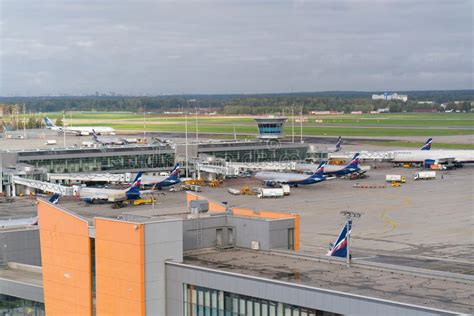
[184, 248, 474, 314]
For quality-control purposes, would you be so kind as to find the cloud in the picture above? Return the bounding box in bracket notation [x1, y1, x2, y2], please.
[0, 0, 472, 95]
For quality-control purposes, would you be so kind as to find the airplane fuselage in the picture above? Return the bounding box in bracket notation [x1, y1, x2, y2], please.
[392, 150, 474, 163]
[255, 171, 324, 186]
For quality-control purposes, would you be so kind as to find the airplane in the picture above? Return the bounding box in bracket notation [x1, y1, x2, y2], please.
[140, 164, 181, 189]
[329, 137, 434, 161]
[297, 153, 364, 177]
[78, 172, 142, 203]
[335, 136, 342, 152]
[391, 149, 474, 164]
[327, 220, 352, 258]
[0, 216, 38, 229]
[421, 138, 433, 151]
[92, 130, 127, 145]
[44, 117, 116, 136]
[254, 162, 326, 187]
[0, 194, 59, 228]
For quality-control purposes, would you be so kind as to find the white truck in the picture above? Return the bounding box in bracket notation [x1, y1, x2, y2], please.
[279, 184, 290, 196]
[257, 187, 284, 199]
[82, 141, 95, 148]
[385, 175, 406, 183]
[413, 171, 436, 180]
[45, 140, 57, 145]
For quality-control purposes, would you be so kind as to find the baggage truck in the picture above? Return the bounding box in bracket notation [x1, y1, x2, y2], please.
[413, 171, 436, 180]
[257, 188, 284, 199]
[385, 175, 406, 183]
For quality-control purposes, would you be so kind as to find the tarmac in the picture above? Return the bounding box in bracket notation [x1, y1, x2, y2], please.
[1, 137, 473, 277]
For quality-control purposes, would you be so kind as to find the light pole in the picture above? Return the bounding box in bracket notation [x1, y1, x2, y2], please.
[185, 112, 189, 178]
[195, 107, 199, 142]
[62, 112, 66, 147]
[291, 105, 295, 143]
[340, 211, 362, 268]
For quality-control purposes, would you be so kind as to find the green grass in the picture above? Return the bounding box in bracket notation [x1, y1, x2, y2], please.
[36, 112, 474, 127]
[71, 122, 473, 137]
[34, 111, 473, 137]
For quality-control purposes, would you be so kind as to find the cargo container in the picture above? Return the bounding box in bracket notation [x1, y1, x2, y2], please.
[257, 188, 284, 198]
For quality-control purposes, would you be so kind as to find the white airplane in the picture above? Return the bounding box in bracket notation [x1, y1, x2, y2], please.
[329, 138, 433, 161]
[0, 216, 38, 228]
[255, 162, 326, 187]
[92, 130, 127, 145]
[78, 172, 142, 203]
[44, 117, 115, 136]
[0, 194, 59, 228]
[391, 150, 474, 164]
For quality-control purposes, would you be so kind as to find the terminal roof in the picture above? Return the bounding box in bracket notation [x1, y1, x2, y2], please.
[183, 248, 474, 314]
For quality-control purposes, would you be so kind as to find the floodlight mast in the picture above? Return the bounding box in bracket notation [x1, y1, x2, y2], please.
[340, 211, 362, 268]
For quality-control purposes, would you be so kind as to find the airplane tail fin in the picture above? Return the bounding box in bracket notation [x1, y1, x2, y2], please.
[126, 172, 142, 199]
[44, 117, 56, 128]
[335, 136, 342, 152]
[327, 220, 352, 257]
[346, 153, 360, 168]
[421, 138, 432, 150]
[167, 163, 181, 179]
[311, 161, 326, 178]
[92, 129, 99, 142]
[48, 193, 60, 205]
[129, 172, 142, 188]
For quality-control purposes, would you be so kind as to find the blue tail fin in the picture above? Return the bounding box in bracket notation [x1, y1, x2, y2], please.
[48, 193, 60, 205]
[92, 129, 99, 142]
[311, 161, 326, 178]
[44, 117, 56, 128]
[421, 138, 432, 150]
[335, 136, 342, 152]
[126, 172, 142, 199]
[327, 220, 352, 257]
[129, 172, 142, 188]
[346, 153, 360, 168]
[167, 163, 180, 180]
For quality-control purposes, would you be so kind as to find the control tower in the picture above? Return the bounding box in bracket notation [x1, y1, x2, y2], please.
[254, 117, 287, 140]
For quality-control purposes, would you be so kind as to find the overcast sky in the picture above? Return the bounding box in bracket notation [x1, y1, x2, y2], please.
[1, 0, 472, 96]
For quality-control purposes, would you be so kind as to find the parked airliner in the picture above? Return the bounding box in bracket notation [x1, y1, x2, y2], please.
[44, 117, 115, 136]
[255, 162, 326, 187]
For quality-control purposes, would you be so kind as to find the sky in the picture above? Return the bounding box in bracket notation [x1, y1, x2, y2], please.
[0, 0, 472, 96]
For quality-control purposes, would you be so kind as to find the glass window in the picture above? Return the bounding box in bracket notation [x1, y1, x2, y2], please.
[255, 301, 261, 316]
[247, 300, 253, 316]
[261, 301, 267, 316]
[183, 284, 339, 316]
[239, 298, 246, 315]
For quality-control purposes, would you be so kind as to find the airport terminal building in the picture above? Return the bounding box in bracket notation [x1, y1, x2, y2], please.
[0, 192, 471, 316]
[0, 116, 309, 196]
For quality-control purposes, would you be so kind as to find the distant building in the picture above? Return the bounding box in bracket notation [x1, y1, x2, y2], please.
[372, 93, 408, 102]
[310, 111, 343, 115]
[417, 101, 434, 105]
[254, 116, 287, 140]
[413, 108, 438, 113]
[351, 111, 363, 115]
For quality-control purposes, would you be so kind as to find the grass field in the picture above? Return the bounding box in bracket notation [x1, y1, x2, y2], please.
[41, 111, 473, 137]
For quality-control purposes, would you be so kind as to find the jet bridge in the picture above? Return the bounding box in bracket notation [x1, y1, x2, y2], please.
[11, 176, 74, 197]
[47, 172, 131, 184]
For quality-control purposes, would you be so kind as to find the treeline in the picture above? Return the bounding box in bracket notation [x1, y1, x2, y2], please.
[0, 90, 472, 115]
